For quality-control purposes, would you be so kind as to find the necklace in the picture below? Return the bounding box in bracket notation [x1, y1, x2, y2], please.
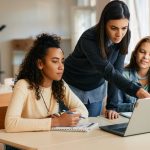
[40, 90, 52, 115]
[135, 71, 148, 80]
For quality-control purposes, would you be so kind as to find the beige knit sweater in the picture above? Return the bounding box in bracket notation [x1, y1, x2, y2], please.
[5, 79, 88, 132]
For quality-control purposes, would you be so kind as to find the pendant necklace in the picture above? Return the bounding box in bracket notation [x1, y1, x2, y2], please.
[40, 90, 52, 115]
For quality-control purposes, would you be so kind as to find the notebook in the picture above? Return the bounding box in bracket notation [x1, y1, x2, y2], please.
[100, 98, 150, 136]
[51, 122, 98, 132]
[120, 112, 132, 118]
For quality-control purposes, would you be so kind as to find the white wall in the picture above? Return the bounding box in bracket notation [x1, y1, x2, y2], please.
[0, 0, 107, 83]
[0, 0, 72, 40]
[96, 0, 109, 22]
[0, 0, 73, 82]
[0, 41, 13, 82]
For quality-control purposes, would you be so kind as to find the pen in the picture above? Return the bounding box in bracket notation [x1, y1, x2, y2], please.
[62, 110, 86, 119]
[87, 123, 95, 127]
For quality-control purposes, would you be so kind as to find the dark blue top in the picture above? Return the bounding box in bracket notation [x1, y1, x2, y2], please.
[63, 27, 140, 110]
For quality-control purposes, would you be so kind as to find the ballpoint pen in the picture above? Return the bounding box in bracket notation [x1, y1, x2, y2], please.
[62, 110, 86, 119]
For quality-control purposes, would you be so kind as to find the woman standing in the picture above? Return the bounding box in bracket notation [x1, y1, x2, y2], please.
[63, 0, 150, 118]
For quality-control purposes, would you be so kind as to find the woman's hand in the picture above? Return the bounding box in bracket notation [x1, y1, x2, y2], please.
[105, 110, 119, 119]
[136, 88, 150, 98]
[51, 112, 81, 127]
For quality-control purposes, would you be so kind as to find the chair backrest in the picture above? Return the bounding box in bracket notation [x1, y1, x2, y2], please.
[0, 93, 12, 129]
[0, 106, 7, 129]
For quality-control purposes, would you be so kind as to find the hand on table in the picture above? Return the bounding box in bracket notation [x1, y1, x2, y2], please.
[105, 110, 119, 120]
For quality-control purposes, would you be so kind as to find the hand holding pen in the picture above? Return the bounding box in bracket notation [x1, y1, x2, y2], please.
[49, 109, 86, 119]
[51, 110, 81, 127]
[62, 110, 86, 119]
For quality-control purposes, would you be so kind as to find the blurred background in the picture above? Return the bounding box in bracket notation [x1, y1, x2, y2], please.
[0, 0, 150, 83]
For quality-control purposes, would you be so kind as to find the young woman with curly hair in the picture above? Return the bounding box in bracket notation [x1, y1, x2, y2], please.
[5, 33, 88, 134]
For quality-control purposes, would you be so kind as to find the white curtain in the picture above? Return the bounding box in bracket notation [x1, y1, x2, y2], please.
[123, 0, 150, 64]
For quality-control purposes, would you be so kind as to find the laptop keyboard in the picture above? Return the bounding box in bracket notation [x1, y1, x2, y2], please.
[100, 123, 128, 135]
[114, 127, 126, 132]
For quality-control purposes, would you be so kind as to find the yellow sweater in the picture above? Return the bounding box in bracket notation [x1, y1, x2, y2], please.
[5, 79, 88, 132]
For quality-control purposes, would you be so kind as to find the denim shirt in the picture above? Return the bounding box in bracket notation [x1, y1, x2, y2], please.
[68, 82, 107, 104]
[117, 68, 149, 112]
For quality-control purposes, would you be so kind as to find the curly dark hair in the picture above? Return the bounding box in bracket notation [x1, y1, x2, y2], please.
[15, 33, 65, 101]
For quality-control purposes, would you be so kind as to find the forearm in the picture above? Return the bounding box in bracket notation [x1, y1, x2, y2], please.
[106, 83, 119, 110]
[117, 103, 134, 112]
[5, 117, 51, 132]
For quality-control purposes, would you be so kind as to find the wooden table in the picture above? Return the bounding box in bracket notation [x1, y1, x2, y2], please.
[2, 116, 149, 150]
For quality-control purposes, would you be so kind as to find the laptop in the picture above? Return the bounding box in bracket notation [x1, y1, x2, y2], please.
[100, 98, 150, 136]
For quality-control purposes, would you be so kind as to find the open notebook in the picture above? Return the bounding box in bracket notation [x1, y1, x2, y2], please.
[51, 122, 98, 132]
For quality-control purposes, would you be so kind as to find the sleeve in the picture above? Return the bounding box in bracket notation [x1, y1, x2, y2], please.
[63, 82, 89, 118]
[106, 52, 126, 110]
[116, 90, 135, 112]
[5, 80, 51, 132]
[80, 36, 141, 96]
[109, 70, 135, 112]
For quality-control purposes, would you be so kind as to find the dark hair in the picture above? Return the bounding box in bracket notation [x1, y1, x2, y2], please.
[96, 0, 130, 58]
[126, 36, 150, 92]
[15, 33, 65, 101]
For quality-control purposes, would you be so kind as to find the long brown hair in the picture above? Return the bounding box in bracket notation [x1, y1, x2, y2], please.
[95, 0, 130, 58]
[126, 36, 150, 92]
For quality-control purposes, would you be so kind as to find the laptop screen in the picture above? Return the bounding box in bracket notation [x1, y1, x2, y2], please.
[100, 98, 150, 136]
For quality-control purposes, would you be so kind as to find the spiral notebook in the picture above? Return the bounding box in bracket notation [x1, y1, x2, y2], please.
[51, 122, 98, 132]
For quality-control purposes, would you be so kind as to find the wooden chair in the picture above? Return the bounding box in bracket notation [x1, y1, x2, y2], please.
[0, 106, 7, 129]
[0, 93, 12, 129]
[0, 93, 11, 150]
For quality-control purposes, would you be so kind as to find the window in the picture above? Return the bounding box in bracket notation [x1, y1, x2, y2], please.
[123, 0, 150, 64]
[71, 0, 96, 50]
